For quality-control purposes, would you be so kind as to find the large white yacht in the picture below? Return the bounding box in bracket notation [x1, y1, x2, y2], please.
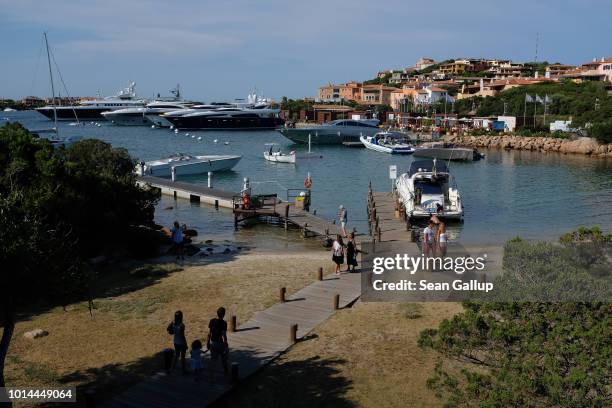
[395, 159, 463, 220]
[101, 85, 194, 126]
[37, 82, 147, 120]
[154, 102, 237, 128]
[102, 101, 194, 126]
[278, 119, 381, 145]
[165, 105, 283, 130]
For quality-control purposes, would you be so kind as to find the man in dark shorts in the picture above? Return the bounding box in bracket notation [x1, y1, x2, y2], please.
[207, 307, 229, 383]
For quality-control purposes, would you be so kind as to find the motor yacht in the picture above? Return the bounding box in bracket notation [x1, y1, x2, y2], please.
[278, 119, 380, 145]
[136, 153, 241, 177]
[164, 105, 283, 130]
[413, 142, 483, 161]
[395, 159, 463, 220]
[102, 101, 194, 126]
[36, 82, 147, 120]
[360, 131, 415, 154]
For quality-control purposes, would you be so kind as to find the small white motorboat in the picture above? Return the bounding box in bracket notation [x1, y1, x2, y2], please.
[263, 144, 296, 164]
[395, 159, 463, 220]
[360, 132, 415, 154]
[136, 153, 241, 177]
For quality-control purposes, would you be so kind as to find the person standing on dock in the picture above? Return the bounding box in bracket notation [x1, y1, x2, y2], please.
[346, 232, 358, 273]
[171, 221, 185, 261]
[423, 220, 435, 258]
[332, 235, 345, 275]
[207, 307, 229, 383]
[338, 205, 348, 238]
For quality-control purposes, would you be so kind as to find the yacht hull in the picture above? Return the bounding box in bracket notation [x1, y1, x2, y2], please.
[146, 114, 174, 128]
[413, 147, 475, 161]
[167, 116, 284, 130]
[278, 127, 379, 145]
[36, 107, 112, 120]
[141, 156, 242, 177]
[102, 111, 150, 126]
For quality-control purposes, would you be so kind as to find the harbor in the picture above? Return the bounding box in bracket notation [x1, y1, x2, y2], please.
[2, 3, 611, 407]
[6, 110, 612, 245]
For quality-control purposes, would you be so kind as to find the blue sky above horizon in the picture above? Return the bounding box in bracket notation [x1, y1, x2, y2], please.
[1, 0, 610, 101]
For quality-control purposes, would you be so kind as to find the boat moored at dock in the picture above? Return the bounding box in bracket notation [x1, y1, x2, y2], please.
[395, 159, 463, 220]
[278, 119, 381, 145]
[36, 82, 147, 120]
[136, 153, 241, 177]
[413, 142, 483, 161]
[360, 131, 415, 154]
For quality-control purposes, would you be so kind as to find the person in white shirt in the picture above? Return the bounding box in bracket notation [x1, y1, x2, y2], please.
[331, 235, 345, 275]
[423, 220, 435, 258]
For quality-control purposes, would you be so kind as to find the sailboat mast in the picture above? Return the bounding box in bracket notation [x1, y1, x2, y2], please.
[44, 32, 58, 134]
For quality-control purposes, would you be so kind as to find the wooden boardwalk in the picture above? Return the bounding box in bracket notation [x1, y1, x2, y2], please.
[368, 191, 415, 242]
[102, 270, 362, 408]
[137, 175, 238, 209]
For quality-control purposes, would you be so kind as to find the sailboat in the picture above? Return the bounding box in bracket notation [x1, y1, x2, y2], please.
[41, 32, 82, 148]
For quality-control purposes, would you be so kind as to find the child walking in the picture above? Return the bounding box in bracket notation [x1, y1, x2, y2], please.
[190, 340, 204, 382]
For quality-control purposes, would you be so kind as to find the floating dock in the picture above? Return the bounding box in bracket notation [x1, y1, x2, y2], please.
[136, 175, 237, 209]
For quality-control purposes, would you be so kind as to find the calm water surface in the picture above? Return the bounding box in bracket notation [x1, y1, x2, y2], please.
[5, 111, 611, 245]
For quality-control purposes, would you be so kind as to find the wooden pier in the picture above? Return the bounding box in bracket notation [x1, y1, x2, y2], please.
[366, 183, 416, 243]
[102, 269, 363, 408]
[233, 192, 344, 239]
[136, 175, 237, 209]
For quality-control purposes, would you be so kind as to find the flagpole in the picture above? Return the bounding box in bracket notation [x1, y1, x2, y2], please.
[543, 94, 547, 128]
[533, 94, 537, 128]
[523, 94, 527, 128]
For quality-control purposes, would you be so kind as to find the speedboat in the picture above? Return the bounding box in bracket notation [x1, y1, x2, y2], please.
[360, 132, 415, 154]
[136, 153, 241, 177]
[263, 144, 296, 163]
[413, 142, 483, 161]
[395, 159, 463, 220]
[3, 107, 16, 112]
[278, 119, 380, 145]
[48, 135, 83, 149]
[36, 82, 147, 120]
[164, 105, 284, 130]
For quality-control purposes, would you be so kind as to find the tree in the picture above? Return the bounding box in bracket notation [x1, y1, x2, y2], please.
[589, 118, 612, 144]
[418, 228, 612, 407]
[0, 123, 159, 397]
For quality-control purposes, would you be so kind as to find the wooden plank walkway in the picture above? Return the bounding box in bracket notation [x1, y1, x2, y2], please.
[102, 271, 362, 408]
[137, 175, 238, 209]
[368, 191, 414, 242]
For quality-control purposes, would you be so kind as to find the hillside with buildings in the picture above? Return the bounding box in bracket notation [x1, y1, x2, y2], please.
[300, 56, 612, 139]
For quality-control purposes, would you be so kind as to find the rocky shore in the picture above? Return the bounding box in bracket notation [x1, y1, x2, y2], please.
[444, 134, 612, 158]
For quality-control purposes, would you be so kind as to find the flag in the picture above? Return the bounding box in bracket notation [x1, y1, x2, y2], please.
[525, 94, 533, 103]
[535, 95, 544, 104]
[545, 95, 552, 104]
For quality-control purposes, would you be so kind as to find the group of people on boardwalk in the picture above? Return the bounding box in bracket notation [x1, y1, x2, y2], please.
[422, 215, 447, 257]
[167, 308, 229, 383]
[331, 233, 359, 274]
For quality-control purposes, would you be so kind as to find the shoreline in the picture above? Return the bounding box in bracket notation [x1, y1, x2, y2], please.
[444, 134, 612, 158]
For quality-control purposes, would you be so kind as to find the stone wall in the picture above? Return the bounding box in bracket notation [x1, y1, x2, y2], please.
[443, 134, 612, 158]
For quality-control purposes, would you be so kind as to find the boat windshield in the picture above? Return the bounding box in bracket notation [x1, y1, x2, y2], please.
[415, 181, 442, 194]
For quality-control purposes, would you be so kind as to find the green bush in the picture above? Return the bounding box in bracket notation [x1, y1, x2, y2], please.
[588, 118, 612, 144]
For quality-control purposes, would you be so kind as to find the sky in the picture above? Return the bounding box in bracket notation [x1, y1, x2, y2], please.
[0, 0, 610, 101]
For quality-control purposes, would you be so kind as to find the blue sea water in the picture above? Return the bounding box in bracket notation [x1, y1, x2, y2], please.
[4, 111, 611, 245]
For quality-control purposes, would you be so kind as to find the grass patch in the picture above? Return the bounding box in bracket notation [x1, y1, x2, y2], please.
[398, 302, 424, 319]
